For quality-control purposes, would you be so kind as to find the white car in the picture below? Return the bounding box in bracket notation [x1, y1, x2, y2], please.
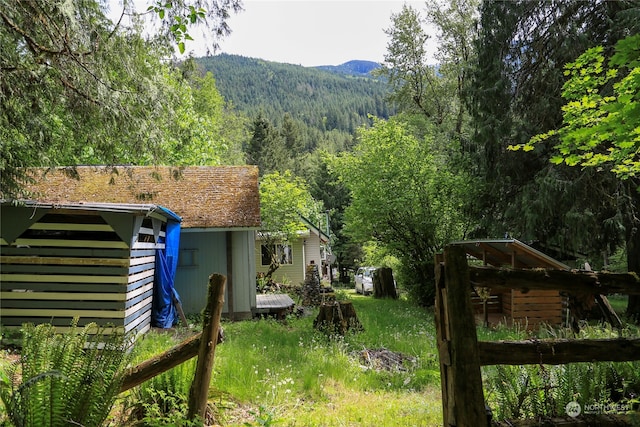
[355, 267, 376, 295]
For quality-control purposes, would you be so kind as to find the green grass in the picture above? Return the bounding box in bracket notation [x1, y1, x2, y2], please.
[124, 291, 443, 426]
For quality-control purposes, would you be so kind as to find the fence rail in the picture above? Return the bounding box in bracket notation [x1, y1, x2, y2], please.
[435, 245, 640, 427]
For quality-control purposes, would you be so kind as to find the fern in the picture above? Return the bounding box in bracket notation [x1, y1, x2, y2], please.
[1, 321, 133, 427]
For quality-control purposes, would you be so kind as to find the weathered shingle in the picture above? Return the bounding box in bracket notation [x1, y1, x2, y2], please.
[24, 166, 261, 229]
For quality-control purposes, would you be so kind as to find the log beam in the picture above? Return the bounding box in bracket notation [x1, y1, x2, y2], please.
[478, 338, 640, 366]
[469, 266, 640, 295]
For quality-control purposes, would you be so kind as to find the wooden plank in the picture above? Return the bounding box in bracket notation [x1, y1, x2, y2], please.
[1, 308, 125, 318]
[1, 281, 132, 292]
[125, 310, 152, 333]
[1, 246, 130, 258]
[2, 299, 126, 310]
[128, 263, 155, 275]
[128, 269, 155, 284]
[127, 282, 154, 300]
[0, 325, 126, 335]
[434, 260, 451, 427]
[124, 296, 153, 317]
[129, 256, 156, 266]
[130, 250, 157, 258]
[1, 273, 127, 284]
[132, 242, 164, 250]
[124, 290, 154, 309]
[1, 291, 126, 301]
[0, 317, 124, 327]
[478, 338, 640, 366]
[11, 238, 129, 249]
[126, 275, 155, 292]
[469, 266, 640, 295]
[119, 332, 202, 393]
[29, 223, 114, 232]
[0, 256, 130, 267]
[1, 264, 129, 276]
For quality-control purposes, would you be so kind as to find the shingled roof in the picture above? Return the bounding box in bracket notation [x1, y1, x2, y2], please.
[23, 166, 261, 229]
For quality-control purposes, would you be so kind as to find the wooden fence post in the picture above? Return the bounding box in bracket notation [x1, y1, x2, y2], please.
[187, 273, 226, 421]
[441, 246, 488, 427]
[120, 333, 201, 393]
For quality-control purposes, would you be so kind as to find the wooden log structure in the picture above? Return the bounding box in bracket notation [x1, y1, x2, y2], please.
[478, 337, 640, 366]
[120, 333, 202, 393]
[435, 245, 640, 427]
[0, 203, 178, 337]
[468, 266, 640, 295]
[187, 273, 226, 421]
[435, 246, 489, 427]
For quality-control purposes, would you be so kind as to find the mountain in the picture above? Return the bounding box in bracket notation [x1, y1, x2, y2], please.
[195, 54, 393, 136]
[315, 60, 381, 76]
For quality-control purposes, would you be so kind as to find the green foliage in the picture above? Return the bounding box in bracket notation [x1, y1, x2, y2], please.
[259, 171, 321, 241]
[143, 0, 242, 53]
[0, 0, 246, 198]
[0, 322, 133, 427]
[484, 324, 640, 421]
[244, 406, 276, 427]
[258, 171, 323, 278]
[209, 295, 440, 425]
[467, 0, 639, 265]
[512, 34, 640, 179]
[123, 331, 200, 426]
[196, 54, 391, 138]
[332, 117, 472, 304]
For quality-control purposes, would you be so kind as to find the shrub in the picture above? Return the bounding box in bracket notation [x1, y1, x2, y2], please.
[0, 322, 133, 427]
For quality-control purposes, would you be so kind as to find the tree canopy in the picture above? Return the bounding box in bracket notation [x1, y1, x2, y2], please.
[332, 118, 472, 304]
[258, 170, 323, 278]
[512, 34, 640, 180]
[0, 0, 243, 197]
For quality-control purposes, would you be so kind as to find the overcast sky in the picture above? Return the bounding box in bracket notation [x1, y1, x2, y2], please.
[206, 0, 429, 67]
[108, 0, 434, 66]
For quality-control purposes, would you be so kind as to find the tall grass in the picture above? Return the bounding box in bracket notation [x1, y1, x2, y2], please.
[126, 291, 443, 426]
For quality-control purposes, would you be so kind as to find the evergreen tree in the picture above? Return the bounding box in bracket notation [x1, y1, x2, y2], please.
[246, 114, 289, 176]
[467, 0, 638, 263]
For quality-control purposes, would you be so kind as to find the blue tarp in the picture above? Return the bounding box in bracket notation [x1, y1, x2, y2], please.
[152, 208, 182, 328]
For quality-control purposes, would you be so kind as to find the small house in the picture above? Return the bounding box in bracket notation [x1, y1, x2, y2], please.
[451, 239, 570, 329]
[0, 201, 181, 336]
[17, 166, 261, 320]
[256, 216, 331, 286]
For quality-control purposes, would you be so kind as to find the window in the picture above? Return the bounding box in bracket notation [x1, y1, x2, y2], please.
[261, 244, 293, 266]
[179, 248, 198, 267]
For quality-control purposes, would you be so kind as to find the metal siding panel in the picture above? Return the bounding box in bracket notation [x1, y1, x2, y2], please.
[231, 230, 256, 314]
[174, 231, 227, 314]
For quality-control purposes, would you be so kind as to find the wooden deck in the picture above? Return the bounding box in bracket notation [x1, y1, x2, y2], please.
[255, 294, 295, 317]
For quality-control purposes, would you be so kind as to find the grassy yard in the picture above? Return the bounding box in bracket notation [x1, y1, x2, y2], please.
[4, 289, 639, 426]
[120, 288, 444, 426]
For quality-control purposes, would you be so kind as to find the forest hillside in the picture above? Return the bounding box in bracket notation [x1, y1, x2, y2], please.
[196, 54, 392, 136]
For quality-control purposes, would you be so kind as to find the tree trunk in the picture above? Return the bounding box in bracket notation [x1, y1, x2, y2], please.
[313, 301, 363, 335]
[187, 274, 226, 421]
[373, 267, 398, 299]
[625, 181, 640, 322]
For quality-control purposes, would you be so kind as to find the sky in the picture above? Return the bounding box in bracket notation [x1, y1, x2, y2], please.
[184, 0, 432, 67]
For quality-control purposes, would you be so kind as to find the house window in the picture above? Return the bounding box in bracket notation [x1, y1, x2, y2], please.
[179, 248, 198, 267]
[261, 244, 293, 266]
